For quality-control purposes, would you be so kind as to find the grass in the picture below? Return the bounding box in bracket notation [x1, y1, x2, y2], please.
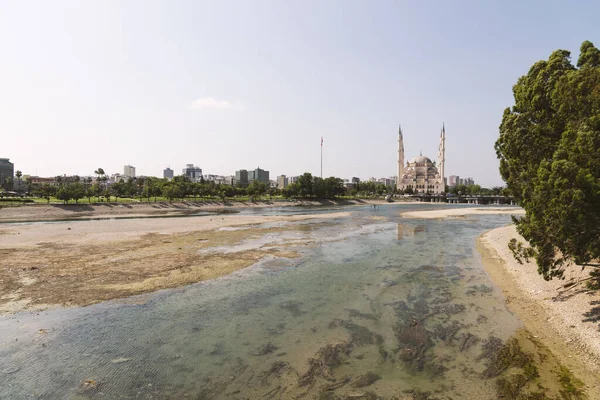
[0, 195, 293, 206]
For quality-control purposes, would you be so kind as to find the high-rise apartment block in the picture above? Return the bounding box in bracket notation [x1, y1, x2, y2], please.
[235, 170, 249, 185]
[182, 164, 203, 182]
[236, 168, 269, 185]
[277, 175, 288, 189]
[248, 168, 270, 184]
[0, 158, 14, 190]
[448, 175, 460, 187]
[123, 165, 136, 178]
[163, 167, 174, 180]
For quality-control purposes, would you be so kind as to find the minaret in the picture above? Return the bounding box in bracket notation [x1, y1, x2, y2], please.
[438, 123, 446, 186]
[397, 124, 404, 191]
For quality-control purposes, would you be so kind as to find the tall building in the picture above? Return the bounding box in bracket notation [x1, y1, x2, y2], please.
[448, 175, 460, 187]
[163, 167, 174, 180]
[248, 168, 270, 184]
[277, 175, 288, 189]
[235, 169, 249, 185]
[0, 158, 14, 190]
[182, 164, 203, 182]
[123, 165, 136, 178]
[396, 124, 446, 194]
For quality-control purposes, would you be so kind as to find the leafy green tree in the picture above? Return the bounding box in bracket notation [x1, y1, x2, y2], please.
[56, 186, 71, 204]
[161, 181, 181, 203]
[70, 183, 85, 204]
[111, 181, 125, 200]
[36, 184, 56, 203]
[312, 177, 326, 198]
[89, 183, 102, 202]
[103, 189, 112, 202]
[297, 173, 314, 197]
[282, 182, 299, 198]
[323, 177, 344, 198]
[247, 180, 267, 199]
[495, 40, 600, 284]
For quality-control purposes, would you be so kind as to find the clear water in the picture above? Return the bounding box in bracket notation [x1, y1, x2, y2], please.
[0, 205, 522, 399]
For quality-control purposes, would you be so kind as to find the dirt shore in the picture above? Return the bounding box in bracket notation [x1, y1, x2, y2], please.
[479, 225, 600, 397]
[0, 211, 349, 314]
[402, 206, 525, 219]
[0, 199, 400, 223]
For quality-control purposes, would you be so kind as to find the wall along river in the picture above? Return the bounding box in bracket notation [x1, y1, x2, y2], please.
[0, 204, 578, 399]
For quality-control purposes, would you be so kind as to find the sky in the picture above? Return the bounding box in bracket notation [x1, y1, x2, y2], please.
[1, 1, 599, 187]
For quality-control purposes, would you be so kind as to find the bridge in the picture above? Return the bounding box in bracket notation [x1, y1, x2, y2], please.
[408, 194, 516, 205]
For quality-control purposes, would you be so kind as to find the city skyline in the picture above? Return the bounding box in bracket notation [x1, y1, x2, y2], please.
[2, 1, 599, 187]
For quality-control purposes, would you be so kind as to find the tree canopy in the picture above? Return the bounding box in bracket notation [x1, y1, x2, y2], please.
[495, 40, 600, 284]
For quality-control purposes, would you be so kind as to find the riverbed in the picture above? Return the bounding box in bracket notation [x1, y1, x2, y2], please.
[0, 204, 584, 399]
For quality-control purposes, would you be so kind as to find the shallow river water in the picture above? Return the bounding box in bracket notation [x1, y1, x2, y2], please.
[1, 205, 529, 399]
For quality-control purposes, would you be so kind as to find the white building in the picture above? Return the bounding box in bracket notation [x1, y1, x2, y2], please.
[277, 175, 288, 189]
[204, 175, 234, 185]
[396, 124, 446, 194]
[123, 165, 136, 178]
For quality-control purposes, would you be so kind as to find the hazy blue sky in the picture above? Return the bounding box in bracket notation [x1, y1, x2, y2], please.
[1, 1, 598, 186]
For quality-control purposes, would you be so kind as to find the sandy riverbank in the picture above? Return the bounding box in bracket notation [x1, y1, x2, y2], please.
[402, 206, 524, 219]
[0, 199, 404, 223]
[479, 225, 600, 396]
[0, 211, 349, 314]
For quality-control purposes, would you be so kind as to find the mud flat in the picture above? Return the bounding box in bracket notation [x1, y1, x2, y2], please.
[0, 199, 405, 223]
[479, 224, 600, 396]
[0, 211, 349, 314]
[402, 206, 524, 219]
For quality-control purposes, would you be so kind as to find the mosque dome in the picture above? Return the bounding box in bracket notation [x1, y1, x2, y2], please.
[409, 155, 433, 164]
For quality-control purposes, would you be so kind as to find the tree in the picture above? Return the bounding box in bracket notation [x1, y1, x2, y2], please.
[312, 177, 326, 199]
[15, 170, 22, 193]
[297, 173, 313, 197]
[246, 180, 267, 200]
[24, 176, 32, 195]
[69, 183, 85, 204]
[36, 184, 56, 203]
[111, 181, 125, 200]
[323, 177, 344, 198]
[283, 182, 300, 198]
[495, 40, 600, 285]
[136, 177, 145, 201]
[161, 181, 181, 203]
[56, 186, 71, 204]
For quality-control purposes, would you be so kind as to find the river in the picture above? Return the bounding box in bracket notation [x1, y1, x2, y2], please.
[0, 205, 529, 399]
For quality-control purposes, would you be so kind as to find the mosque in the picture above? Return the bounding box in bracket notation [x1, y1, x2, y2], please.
[396, 124, 446, 194]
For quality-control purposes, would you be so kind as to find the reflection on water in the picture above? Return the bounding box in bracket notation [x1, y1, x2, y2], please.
[0, 206, 544, 398]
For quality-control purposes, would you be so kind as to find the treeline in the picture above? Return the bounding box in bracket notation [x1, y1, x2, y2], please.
[445, 184, 508, 196]
[26, 172, 351, 203]
[30, 176, 273, 204]
[13, 170, 509, 204]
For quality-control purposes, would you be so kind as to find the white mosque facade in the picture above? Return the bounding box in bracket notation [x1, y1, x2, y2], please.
[396, 125, 446, 194]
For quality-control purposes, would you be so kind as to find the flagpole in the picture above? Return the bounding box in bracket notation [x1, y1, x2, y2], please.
[320, 137, 323, 178]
